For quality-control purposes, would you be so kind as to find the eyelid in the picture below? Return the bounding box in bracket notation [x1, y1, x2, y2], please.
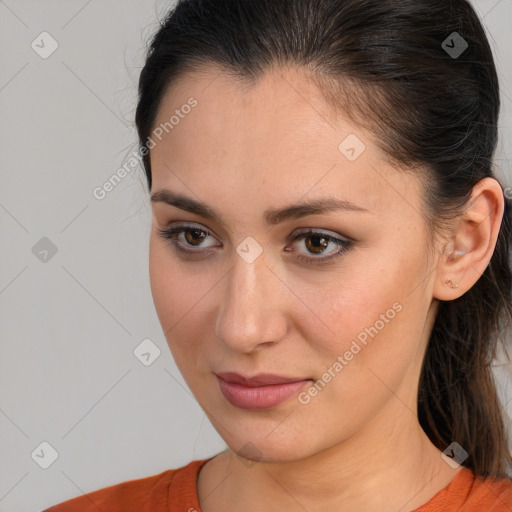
[289, 227, 354, 243]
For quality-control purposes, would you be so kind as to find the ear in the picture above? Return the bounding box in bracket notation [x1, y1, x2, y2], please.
[433, 177, 505, 301]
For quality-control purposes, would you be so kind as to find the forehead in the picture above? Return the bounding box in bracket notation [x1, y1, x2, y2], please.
[154, 66, 360, 164]
[149, 65, 422, 219]
[153, 64, 358, 146]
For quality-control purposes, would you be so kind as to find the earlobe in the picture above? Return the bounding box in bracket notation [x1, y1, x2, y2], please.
[432, 177, 505, 301]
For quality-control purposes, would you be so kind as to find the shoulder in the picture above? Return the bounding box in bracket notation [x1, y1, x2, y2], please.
[420, 467, 512, 512]
[41, 459, 209, 512]
[41, 469, 174, 512]
[462, 470, 512, 511]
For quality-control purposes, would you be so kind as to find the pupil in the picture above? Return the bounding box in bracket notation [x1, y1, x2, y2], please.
[186, 229, 206, 245]
[308, 235, 328, 254]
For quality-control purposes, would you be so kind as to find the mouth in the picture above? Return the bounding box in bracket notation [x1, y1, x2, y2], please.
[215, 372, 312, 410]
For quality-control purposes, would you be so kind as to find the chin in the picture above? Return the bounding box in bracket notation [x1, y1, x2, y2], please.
[222, 431, 317, 464]
[198, 390, 334, 463]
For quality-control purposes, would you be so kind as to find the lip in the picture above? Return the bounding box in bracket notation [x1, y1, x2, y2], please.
[216, 372, 312, 386]
[216, 372, 311, 410]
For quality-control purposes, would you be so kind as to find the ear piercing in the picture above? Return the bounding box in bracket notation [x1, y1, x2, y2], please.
[446, 279, 458, 289]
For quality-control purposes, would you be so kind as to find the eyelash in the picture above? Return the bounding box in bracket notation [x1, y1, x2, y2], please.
[157, 223, 353, 264]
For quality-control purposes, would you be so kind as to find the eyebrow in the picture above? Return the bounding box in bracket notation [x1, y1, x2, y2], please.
[150, 189, 371, 226]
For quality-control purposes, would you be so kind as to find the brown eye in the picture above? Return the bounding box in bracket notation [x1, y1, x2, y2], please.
[184, 228, 208, 246]
[304, 234, 330, 254]
[290, 229, 354, 264]
[157, 224, 220, 257]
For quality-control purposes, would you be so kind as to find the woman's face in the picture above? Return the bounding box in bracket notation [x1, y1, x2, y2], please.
[148, 65, 443, 462]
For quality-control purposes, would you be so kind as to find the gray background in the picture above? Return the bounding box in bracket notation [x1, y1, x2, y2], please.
[0, 1, 511, 511]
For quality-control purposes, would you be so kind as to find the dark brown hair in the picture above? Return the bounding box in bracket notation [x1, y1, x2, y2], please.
[135, 0, 512, 478]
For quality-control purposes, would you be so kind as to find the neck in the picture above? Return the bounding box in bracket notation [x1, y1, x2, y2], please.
[198, 402, 460, 512]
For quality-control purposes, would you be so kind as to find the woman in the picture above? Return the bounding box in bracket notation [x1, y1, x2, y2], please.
[44, 0, 512, 510]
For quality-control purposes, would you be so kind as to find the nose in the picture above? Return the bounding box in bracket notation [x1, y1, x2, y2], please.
[214, 250, 288, 353]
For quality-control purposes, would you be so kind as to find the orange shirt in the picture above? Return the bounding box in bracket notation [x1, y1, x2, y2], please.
[42, 458, 512, 511]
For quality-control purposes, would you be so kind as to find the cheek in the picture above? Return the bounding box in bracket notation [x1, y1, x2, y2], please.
[148, 237, 215, 363]
[296, 251, 424, 375]
[287, 264, 425, 439]
[149, 237, 201, 323]
[148, 238, 175, 329]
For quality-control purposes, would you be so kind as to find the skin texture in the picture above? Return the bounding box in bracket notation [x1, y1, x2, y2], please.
[148, 64, 504, 512]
